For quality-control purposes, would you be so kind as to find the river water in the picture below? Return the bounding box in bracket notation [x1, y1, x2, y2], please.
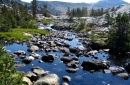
[5, 30, 130, 85]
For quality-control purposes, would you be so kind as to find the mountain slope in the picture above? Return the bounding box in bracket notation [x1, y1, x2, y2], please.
[37, 0, 128, 15]
[37, 1, 91, 15]
[94, 0, 128, 8]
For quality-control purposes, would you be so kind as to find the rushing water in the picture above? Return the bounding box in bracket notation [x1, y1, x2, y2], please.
[5, 30, 130, 85]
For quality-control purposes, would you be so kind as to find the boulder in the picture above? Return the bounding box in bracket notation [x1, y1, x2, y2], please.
[23, 77, 33, 85]
[32, 66, 48, 77]
[14, 50, 26, 55]
[63, 76, 71, 82]
[77, 46, 86, 51]
[28, 45, 39, 52]
[19, 55, 26, 59]
[22, 56, 35, 64]
[30, 52, 40, 59]
[42, 54, 57, 62]
[69, 47, 78, 53]
[61, 57, 72, 64]
[109, 66, 125, 74]
[66, 60, 79, 68]
[117, 73, 129, 80]
[34, 74, 59, 85]
[81, 60, 110, 70]
[25, 71, 38, 81]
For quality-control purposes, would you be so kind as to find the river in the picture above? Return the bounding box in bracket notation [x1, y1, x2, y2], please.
[4, 29, 130, 85]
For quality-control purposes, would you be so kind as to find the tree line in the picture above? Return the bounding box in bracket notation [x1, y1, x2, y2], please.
[66, 7, 107, 17]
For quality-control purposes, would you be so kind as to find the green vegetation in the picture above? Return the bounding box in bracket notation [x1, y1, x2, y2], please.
[73, 19, 86, 31]
[107, 12, 130, 54]
[42, 19, 54, 25]
[0, 28, 49, 41]
[42, 5, 51, 17]
[0, 44, 26, 85]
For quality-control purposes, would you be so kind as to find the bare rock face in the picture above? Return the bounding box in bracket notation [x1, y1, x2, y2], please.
[34, 74, 59, 85]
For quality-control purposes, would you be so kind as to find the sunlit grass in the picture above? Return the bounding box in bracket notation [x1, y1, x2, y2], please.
[0, 28, 49, 41]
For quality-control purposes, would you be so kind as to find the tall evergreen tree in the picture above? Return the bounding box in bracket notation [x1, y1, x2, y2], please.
[32, 0, 37, 18]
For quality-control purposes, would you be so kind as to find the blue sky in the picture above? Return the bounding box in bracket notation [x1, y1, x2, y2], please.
[21, 0, 130, 3]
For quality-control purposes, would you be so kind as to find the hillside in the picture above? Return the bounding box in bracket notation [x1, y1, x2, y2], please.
[37, 0, 128, 15]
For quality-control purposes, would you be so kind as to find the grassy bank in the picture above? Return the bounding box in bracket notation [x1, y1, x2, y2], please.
[0, 28, 49, 41]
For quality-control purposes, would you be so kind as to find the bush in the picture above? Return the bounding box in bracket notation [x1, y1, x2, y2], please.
[0, 44, 25, 85]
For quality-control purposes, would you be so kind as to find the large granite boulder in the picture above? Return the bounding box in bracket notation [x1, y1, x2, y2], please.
[34, 74, 59, 85]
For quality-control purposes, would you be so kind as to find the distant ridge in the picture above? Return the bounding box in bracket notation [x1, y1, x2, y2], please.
[37, 0, 128, 15]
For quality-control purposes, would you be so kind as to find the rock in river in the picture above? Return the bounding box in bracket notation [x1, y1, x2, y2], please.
[34, 74, 59, 85]
[28, 45, 39, 52]
[81, 60, 110, 71]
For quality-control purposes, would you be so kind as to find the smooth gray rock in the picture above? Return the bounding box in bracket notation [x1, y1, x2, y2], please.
[34, 74, 59, 85]
[28, 45, 39, 52]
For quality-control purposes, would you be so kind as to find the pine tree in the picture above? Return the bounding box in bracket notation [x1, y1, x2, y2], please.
[32, 0, 37, 19]
[107, 13, 130, 54]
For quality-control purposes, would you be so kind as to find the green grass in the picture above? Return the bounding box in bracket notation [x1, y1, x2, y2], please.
[0, 28, 49, 41]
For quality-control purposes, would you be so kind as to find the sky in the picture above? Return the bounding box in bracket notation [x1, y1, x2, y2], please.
[21, 0, 130, 3]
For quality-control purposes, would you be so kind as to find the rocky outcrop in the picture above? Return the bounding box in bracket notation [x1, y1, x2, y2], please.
[34, 74, 59, 85]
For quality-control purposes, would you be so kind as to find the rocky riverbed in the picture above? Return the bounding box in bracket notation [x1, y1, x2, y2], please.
[5, 30, 130, 85]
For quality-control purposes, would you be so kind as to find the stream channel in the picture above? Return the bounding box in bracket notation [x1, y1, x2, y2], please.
[4, 29, 130, 85]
